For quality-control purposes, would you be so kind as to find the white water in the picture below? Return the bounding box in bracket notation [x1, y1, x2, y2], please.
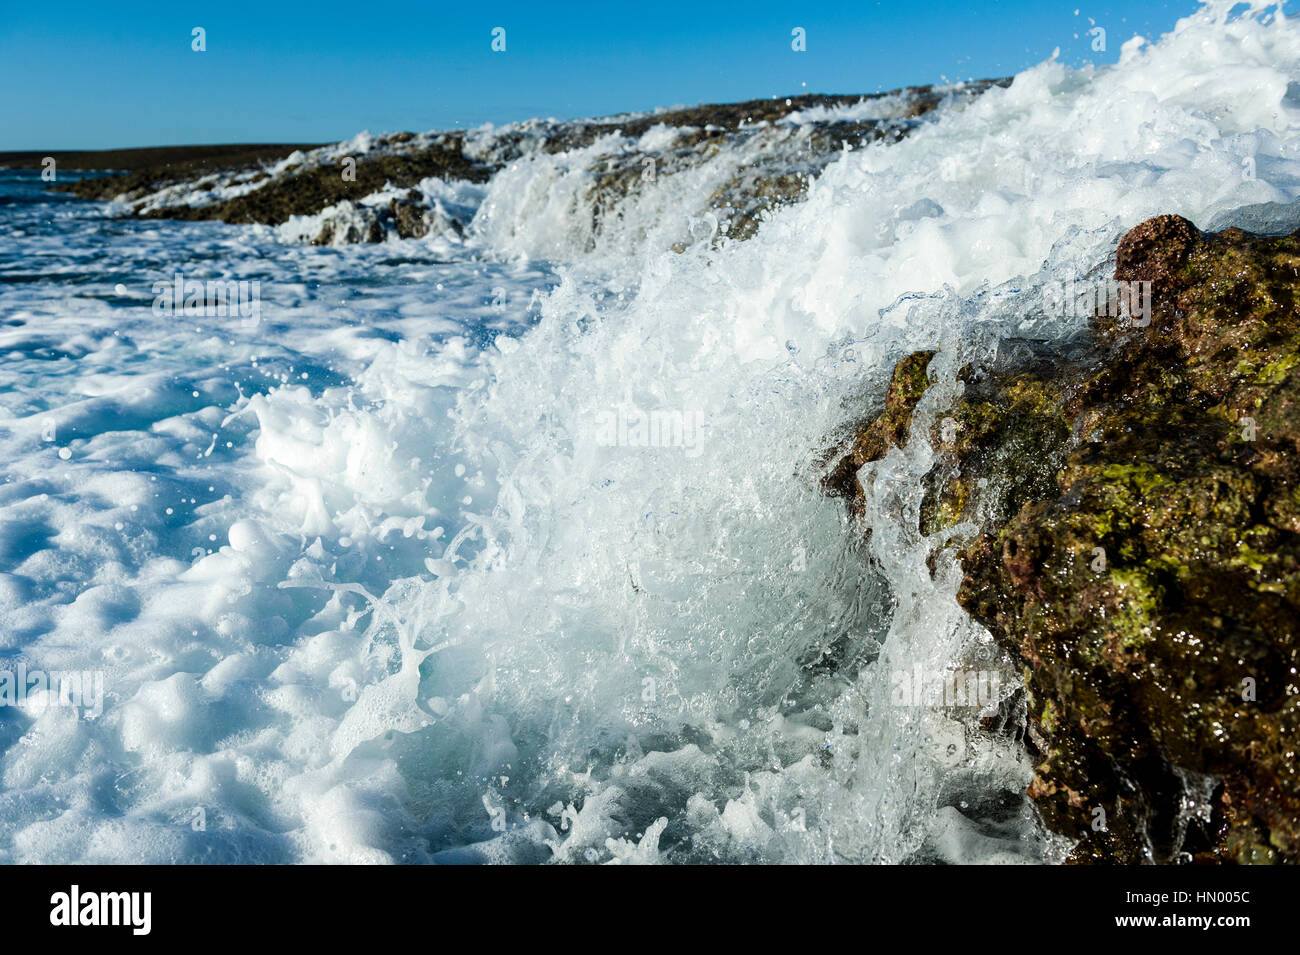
[1, 1, 1297, 863]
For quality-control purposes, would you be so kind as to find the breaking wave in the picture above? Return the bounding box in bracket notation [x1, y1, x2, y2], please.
[0, 0, 1297, 863]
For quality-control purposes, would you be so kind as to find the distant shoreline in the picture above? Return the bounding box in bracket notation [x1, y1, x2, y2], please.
[2, 84, 1011, 247]
[0, 82, 985, 176]
[0, 144, 325, 174]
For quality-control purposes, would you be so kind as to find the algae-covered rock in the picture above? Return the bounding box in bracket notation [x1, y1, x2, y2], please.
[918, 351, 1076, 540]
[827, 215, 1300, 863]
[950, 216, 1300, 863]
[823, 349, 937, 503]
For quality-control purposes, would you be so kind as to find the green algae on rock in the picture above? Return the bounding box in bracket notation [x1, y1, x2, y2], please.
[830, 215, 1300, 863]
[966, 216, 1300, 863]
[822, 349, 937, 505]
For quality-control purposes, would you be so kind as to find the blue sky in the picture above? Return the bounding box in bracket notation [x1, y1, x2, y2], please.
[0, 0, 1236, 149]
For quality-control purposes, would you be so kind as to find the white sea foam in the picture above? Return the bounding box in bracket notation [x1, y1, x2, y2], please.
[0, 1, 1297, 863]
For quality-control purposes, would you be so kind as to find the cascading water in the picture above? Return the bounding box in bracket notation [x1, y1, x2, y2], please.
[0, 0, 1296, 863]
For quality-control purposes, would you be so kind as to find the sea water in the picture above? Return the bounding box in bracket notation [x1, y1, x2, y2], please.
[0, 1, 1297, 863]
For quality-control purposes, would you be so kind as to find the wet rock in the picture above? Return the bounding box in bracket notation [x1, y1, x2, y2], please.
[311, 202, 385, 245]
[48, 81, 1010, 247]
[389, 197, 432, 239]
[308, 196, 465, 246]
[823, 350, 937, 503]
[827, 216, 1300, 863]
[146, 141, 491, 227]
[942, 216, 1300, 863]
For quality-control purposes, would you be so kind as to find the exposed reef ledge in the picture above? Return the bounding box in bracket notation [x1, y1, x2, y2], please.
[39, 82, 1009, 248]
[829, 215, 1300, 864]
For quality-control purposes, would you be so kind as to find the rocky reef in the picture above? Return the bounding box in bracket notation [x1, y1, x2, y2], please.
[829, 215, 1300, 863]
[42, 82, 1007, 248]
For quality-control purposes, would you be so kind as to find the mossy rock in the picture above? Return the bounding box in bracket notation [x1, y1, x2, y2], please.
[825, 216, 1300, 862]
[946, 216, 1300, 863]
[822, 349, 937, 504]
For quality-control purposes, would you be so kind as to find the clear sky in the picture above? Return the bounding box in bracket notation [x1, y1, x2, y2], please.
[0, 0, 1250, 149]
